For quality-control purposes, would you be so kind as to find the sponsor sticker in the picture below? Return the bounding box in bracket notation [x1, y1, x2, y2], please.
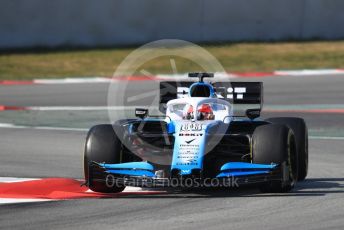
[185, 138, 196, 144]
[179, 133, 203, 136]
[180, 123, 203, 132]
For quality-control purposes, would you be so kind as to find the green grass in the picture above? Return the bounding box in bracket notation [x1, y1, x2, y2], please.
[1, 41, 344, 80]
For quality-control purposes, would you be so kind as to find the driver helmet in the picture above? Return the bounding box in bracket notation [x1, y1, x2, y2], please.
[183, 104, 194, 120]
[197, 103, 215, 120]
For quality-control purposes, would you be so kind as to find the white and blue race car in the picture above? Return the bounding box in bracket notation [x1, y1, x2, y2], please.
[84, 73, 308, 193]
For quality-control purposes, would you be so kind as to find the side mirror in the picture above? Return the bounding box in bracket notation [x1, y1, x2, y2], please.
[135, 108, 148, 119]
[246, 109, 260, 120]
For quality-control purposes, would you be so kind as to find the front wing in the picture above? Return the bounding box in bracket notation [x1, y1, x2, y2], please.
[87, 161, 285, 189]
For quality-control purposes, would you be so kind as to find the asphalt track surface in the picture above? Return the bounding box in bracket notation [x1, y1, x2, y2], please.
[1, 74, 344, 230]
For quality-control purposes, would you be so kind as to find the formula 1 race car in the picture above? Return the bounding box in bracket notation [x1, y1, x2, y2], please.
[84, 73, 308, 193]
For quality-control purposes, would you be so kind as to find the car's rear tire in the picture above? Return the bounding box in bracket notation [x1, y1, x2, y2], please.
[252, 124, 298, 192]
[84, 124, 125, 193]
[265, 117, 308, 181]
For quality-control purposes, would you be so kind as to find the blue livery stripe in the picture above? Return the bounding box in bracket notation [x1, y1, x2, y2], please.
[101, 162, 154, 171]
[220, 162, 277, 171]
[106, 169, 155, 177]
[216, 170, 270, 177]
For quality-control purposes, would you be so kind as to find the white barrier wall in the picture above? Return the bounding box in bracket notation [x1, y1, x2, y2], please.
[1, 0, 344, 48]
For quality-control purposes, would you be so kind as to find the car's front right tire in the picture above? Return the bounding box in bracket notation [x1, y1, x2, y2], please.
[84, 124, 125, 193]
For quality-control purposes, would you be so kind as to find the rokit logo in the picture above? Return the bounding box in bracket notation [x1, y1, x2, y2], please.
[216, 87, 247, 100]
[177, 86, 247, 100]
[179, 133, 203, 136]
[180, 123, 203, 131]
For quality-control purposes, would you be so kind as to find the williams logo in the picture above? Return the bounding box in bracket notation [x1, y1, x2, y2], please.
[180, 123, 202, 131]
[185, 138, 196, 144]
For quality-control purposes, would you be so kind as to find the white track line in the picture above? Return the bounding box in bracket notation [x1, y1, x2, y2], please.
[0, 123, 87, 132]
[34, 77, 112, 84]
[309, 136, 344, 140]
[275, 69, 344, 76]
[1, 106, 159, 111]
[0, 177, 39, 183]
[28, 106, 139, 111]
[0, 198, 52, 204]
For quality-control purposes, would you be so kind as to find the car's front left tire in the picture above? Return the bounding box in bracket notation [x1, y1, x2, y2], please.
[265, 117, 308, 181]
[252, 124, 298, 192]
